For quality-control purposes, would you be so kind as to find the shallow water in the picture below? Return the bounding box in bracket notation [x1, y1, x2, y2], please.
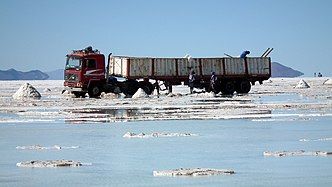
[1, 118, 332, 187]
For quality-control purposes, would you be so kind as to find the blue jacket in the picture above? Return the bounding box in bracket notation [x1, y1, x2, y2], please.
[240, 51, 250, 58]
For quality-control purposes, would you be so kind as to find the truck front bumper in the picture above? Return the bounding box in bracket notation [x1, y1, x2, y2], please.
[63, 86, 85, 92]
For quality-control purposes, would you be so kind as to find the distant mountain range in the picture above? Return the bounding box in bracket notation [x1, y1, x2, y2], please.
[45, 69, 64, 80]
[0, 69, 49, 80]
[0, 62, 303, 80]
[271, 62, 304, 77]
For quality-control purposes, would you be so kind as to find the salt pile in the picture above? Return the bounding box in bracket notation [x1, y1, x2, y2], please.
[294, 79, 310, 88]
[16, 160, 82, 168]
[123, 132, 197, 138]
[12, 83, 41, 99]
[132, 88, 148, 98]
[153, 89, 159, 96]
[101, 92, 120, 99]
[323, 79, 332, 85]
[263, 150, 332, 157]
[153, 168, 235, 177]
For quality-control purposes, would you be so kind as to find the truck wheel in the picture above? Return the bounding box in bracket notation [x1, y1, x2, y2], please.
[221, 81, 235, 95]
[121, 80, 139, 96]
[139, 81, 154, 95]
[88, 85, 101, 98]
[73, 91, 86, 98]
[236, 80, 251, 94]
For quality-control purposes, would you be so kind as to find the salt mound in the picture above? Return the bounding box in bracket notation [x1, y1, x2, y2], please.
[166, 93, 176, 97]
[263, 150, 332, 157]
[323, 79, 332, 85]
[294, 79, 310, 88]
[132, 88, 148, 98]
[153, 168, 235, 177]
[101, 92, 120, 99]
[153, 89, 159, 96]
[16, 160, 82, 168]
[12, 83, 41, 99]
[200, 92, 215, 97]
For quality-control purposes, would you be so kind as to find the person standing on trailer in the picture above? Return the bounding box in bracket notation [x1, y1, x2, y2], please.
[240, 50, 250, 58]
[188, 69, 196, 94]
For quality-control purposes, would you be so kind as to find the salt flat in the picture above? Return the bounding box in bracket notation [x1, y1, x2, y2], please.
[1, 78, 332, 187]
[0, 78, 331, 123]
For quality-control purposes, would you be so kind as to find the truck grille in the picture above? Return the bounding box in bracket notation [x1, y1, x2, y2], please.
[64, 74, 78, 81]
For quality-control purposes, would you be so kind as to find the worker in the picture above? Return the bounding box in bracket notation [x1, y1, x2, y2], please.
[153, 80, 160, 97]
[188, 69, 195, 94]
[210, 71, 217, 92]
[240, 50, 250, 58]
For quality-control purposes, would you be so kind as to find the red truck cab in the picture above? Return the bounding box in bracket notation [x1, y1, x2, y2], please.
[63, 46, 106, 97]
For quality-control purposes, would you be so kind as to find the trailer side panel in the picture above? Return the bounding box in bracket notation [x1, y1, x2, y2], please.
[224, 58, 246, 75]
[247, 57, 270, 75]
[109, 57, 128, 77]
[201, 58, 224, 76]
[129, 58, 152, 77]
[154, 58, 177, 76]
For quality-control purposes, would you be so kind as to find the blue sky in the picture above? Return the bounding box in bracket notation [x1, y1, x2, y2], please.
[1, 0, 331, 76]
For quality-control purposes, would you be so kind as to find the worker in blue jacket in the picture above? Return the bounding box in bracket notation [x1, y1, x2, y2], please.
[240, 51, 250, 58]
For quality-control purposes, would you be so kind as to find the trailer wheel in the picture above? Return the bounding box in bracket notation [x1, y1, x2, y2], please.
[221, 81, 235, 95]
[88, 85, 101, 98]
[236, 80, 251, 94]
[73, 91, 86, 98]
[121, 80, 139, 96]
[139, 81, 154, 95]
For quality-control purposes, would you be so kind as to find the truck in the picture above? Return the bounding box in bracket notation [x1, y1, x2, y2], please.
[63, 46, 272, 98]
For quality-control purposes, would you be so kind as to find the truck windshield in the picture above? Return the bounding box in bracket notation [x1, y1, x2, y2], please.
[66, 57, 82, 70]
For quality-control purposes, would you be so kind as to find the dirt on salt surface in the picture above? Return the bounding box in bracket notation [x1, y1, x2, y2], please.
[123, 132, 198, 138]
[0, 78, 331, 123]
[16, 160, 83, 168]
[153, 168, 235, 177]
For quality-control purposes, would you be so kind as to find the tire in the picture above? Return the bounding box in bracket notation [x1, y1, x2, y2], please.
[88, 85, 101, 98]
[236, 80, 251, 94]
[139, 81, 154, 95]
[121, 80, 139, 96]
[73, 91, 86, 98]
[221, 81, 235, 95]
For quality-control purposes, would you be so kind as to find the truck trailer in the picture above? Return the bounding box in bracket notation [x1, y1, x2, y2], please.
[63, 46, 271, 98]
